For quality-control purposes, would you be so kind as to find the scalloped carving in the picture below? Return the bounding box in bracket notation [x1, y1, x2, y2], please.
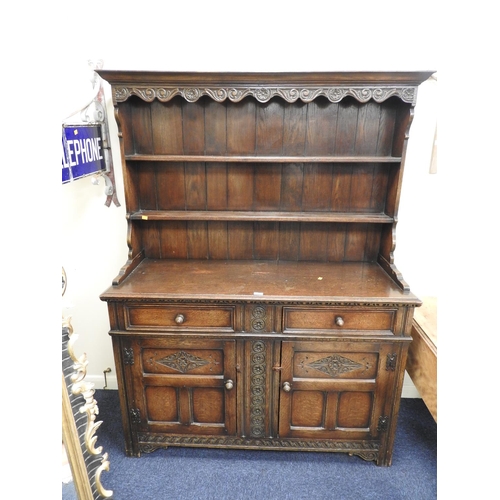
[113, 86, 417, 105]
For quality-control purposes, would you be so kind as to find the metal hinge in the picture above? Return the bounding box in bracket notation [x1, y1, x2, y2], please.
[124, 347, 134, 365]
[377, 415, 389, 432]
[386, 353, 397, 371]
[130, 408, 141, 425]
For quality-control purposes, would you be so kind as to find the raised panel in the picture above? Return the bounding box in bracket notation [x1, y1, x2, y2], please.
[337, 391, 373, 429]
[145, 386, 178, 422]
[192, 388, 225, 424]
[291, 391, 325, 427]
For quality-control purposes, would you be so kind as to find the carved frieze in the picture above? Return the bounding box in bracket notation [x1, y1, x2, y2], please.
[112, 298, 409, 307]
[113, 86, 417, 105]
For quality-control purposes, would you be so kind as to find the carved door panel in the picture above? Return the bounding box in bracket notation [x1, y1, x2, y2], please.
[128, 337, 237, 436]
[278, 341, 394, 440]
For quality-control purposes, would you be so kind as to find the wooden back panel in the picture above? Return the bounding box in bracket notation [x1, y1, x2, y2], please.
[131, 162, 390, 214]
[121, 95, 407, 158]
[136, 221, 381, 262]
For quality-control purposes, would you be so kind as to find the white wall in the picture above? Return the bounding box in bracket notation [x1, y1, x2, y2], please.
[59, 4, 439, 395]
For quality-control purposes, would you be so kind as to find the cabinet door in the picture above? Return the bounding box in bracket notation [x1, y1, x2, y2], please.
[127, 337, 237, 436]
[278, 341, 394, 440]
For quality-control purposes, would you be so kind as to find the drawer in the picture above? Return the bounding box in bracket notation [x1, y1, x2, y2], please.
[124, 304, 235, 332]
[283, 307, 395, 334]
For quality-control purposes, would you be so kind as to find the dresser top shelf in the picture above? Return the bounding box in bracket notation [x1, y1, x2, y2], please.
[100, 259, 420, 304]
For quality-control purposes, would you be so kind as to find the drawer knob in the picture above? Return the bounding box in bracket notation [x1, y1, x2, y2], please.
[335, 316, 344, 327]
[225, 379, 234, 390]
[282, 382, 292, 392]
[174, 314, 185, 325]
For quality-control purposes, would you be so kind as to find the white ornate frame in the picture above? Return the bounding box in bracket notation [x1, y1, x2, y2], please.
[62, 316, 113, 500]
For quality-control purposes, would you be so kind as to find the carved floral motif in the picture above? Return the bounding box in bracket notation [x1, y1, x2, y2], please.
[250, 341, 267, 437]
[157, 350, 210, 373]
[305, 354, 363, 377]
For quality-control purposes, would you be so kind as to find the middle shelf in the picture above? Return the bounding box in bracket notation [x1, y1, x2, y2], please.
[128, 210, 394, 223]
[124, 155, 403, 163]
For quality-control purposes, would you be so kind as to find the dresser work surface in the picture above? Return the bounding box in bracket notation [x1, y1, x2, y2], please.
[99, 70, 432, 466]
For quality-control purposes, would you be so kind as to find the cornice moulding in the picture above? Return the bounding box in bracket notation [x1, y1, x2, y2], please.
[97, 71, 435, 106]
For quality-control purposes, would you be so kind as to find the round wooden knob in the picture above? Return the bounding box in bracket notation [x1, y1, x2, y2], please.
[175, 314, 185, 325]
[335, 316, 344, 327]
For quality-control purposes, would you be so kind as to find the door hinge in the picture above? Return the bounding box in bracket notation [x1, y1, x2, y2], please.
[377, 415, 389, 432]
[386, 353, 397, 371]
[130, 408, 141, 425]
[124, 347, 134, 365]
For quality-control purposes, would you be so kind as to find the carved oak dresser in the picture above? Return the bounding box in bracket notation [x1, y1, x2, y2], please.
[99, 71, 432, 466]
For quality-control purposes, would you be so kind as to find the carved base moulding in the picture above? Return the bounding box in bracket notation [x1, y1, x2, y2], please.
[137, 434, 380, 463]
